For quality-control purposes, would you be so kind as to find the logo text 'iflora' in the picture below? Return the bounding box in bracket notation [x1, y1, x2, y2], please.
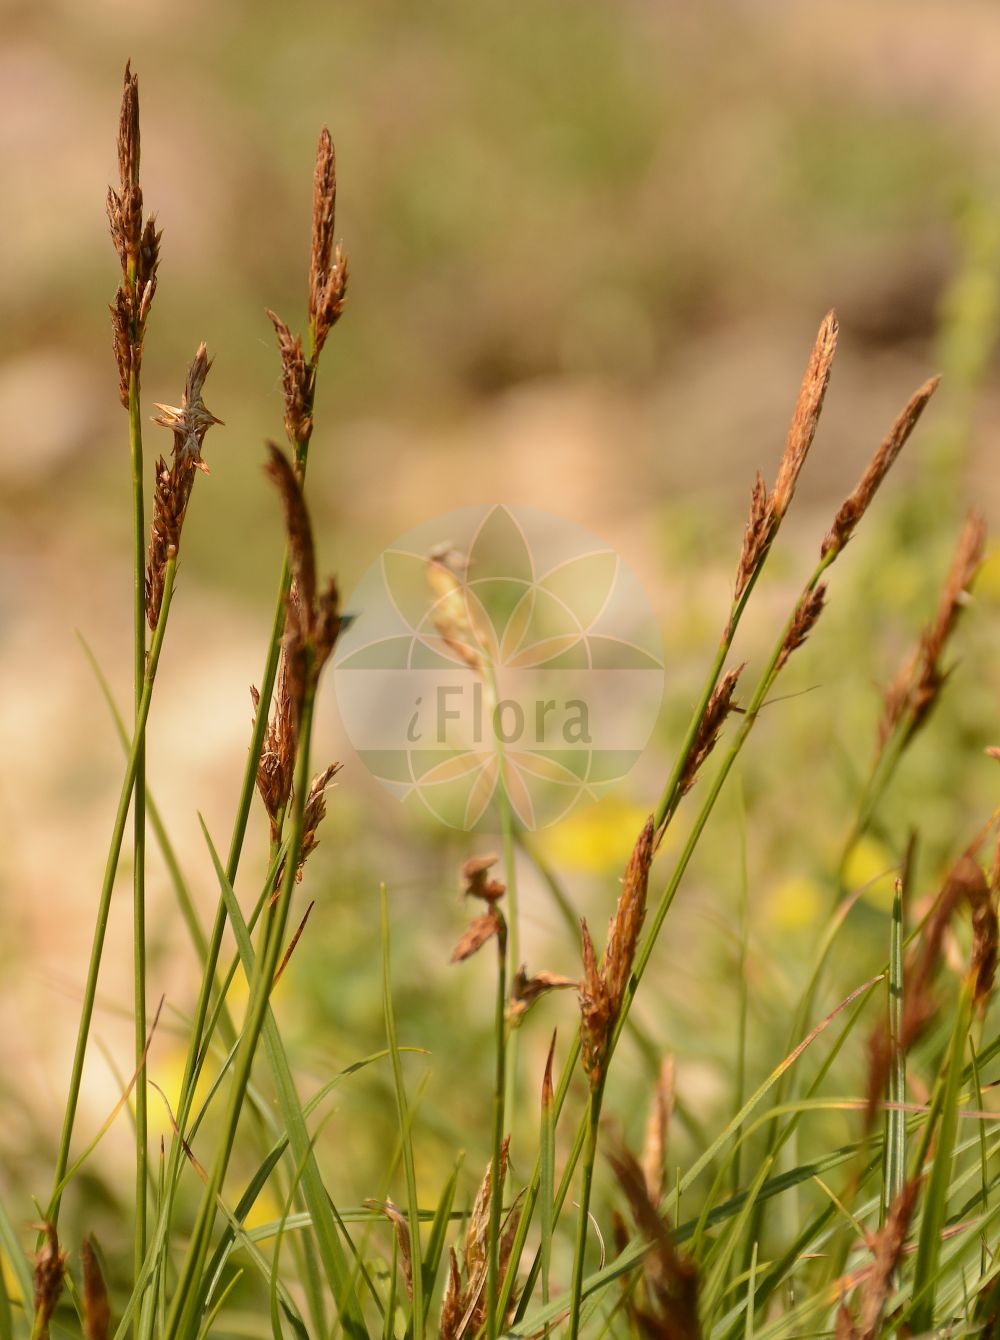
[408, 682, 592, 746]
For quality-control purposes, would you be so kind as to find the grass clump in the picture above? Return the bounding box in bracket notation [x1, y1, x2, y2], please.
[3, 64, 999, 1340]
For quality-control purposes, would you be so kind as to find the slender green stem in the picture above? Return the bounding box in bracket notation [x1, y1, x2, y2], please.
[486, 917, 509, 1340]
[45, 558, 176, 1232]
[568, 1079, 604, 1340]
[381, 884, 425, 1340]
[165, 675, 317, 1340]
[128, 357, 149, 1290]
[485, 916, 506, 1340]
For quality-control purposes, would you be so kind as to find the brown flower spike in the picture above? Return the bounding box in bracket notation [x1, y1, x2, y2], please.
[878, 510, 986, 751]
[146, 344, 222, 628]
[268, 128, 348, 455]
[734, 311, 838, 601]
[580, 816, 655, 1087]
[107, 64, 161, 405]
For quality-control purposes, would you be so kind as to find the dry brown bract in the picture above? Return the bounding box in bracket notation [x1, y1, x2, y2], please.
[507, 966, 577, 1024]
[365, 1199, 413, 1303]
[81, 1236, 111, 1340]
[451, 853, 508, 962]
[835, 1178, 921, 1340]
[146, 344, 222, 628]
[733, 311, 837, 602]
[822, 377, 940, 559]
[32, 1222, 66, 1340]
[878, 511, 987, 752]
[440, 1139, 520, 1340]
[580, 817, 655, 1087]
[607, 1142, 700, 1340]
[107, 64, 161, 405]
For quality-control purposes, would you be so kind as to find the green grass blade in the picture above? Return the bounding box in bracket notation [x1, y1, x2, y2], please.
[883, 877, 906, 1217]
[199, 818, 366, 1340]
[909, 979, 974, 1332]
[0, 1199, 32, 1318]
[381, 883, 425, 1340]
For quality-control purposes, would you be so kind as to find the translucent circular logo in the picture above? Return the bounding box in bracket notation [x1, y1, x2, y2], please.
[333, 505, 664, 831]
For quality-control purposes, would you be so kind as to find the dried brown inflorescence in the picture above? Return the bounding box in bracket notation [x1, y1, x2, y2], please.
[450, 853, 507, 963]
[675, 666, 745, 803]
[253, 444, 344, 844]
[80, 1236, 111, 1340]
[107, 64, 161, 406]
[835, 1178, 921, 1340]
[776, 584, 827, 673]
[32, 1222, 67, 1340]
[506, 966, 577, 1025]
[733, 311, 838, 602]
[268, 129, 348, 456]
[145, 344, 222, 628]
[822, 377, 940, 559]
[865, 850, 996, 1127]
[607, 1141, 700, 1340]
[878, 511, 987, 752]
[366, 1199, 414, 1302]
[427, 547, 487, 673]
[440, 1139, 520, 1340]
[580, 816, 655, 1087]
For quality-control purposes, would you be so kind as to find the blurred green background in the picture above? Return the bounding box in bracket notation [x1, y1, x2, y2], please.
[2, 0, 1000, 1292]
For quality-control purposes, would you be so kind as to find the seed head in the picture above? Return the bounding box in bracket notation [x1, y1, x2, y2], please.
[776, 583, 826, 672]
[676, 665, 744, 801]
[822, 376, 939, 559]
[772, 309, 838, 519]
[32, 1223, 66, 1340]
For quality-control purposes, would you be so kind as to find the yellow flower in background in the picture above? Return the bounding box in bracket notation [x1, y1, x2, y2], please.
[537, 796, 664, 873]
[842, 834, 897, 911]
[764, 874, 823, 933]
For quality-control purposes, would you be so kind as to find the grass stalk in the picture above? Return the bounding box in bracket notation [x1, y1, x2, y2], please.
[486, 913, 509, 1340]
[44, 555, 176, 1234]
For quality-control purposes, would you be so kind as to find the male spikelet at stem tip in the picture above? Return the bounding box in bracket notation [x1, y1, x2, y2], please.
[146, 343, 222, 628]
[252, 444, 342, 846]
[579, 816, 655, 1087]
[268, 128, 348, 456]
[107, 64, 160, 406]
[733, 310, 838, 604]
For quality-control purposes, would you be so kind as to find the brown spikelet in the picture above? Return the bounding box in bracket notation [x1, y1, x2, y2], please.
[776, 583, 826, 672]
[266, 443, 317, 630]
[267, 310, 314, 449]
[579, 917, 612, 1087]
[822, 377, 940, 558]
[733, 472, 772, 605]
[641, 1057, 675, 1204]
[848, 1178, 921, 1340]
[676, 666, 745, 800]
[878, 511, 987, 750]
[314, 577, 343, 672]
[772, 309, 838, 519]
[81, 1237, 110, 1340]
[296, 762, 342, 876]
[145, 345, 221, 628]
[603, 816, 656, 1020]
[427, 550, 486, 673]
[110, 288, 132, 407]
[507, 966, 577, 1024]
[607, 1143, 700, 1340]
[579, 818, 656, 1086]
[440, 1248, 464, 1340]
[32, 1223, 66, 1340]
[461, 854, 506, 903]
[365, 1199, 413, 1302]
[308, 129, 350, 355]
